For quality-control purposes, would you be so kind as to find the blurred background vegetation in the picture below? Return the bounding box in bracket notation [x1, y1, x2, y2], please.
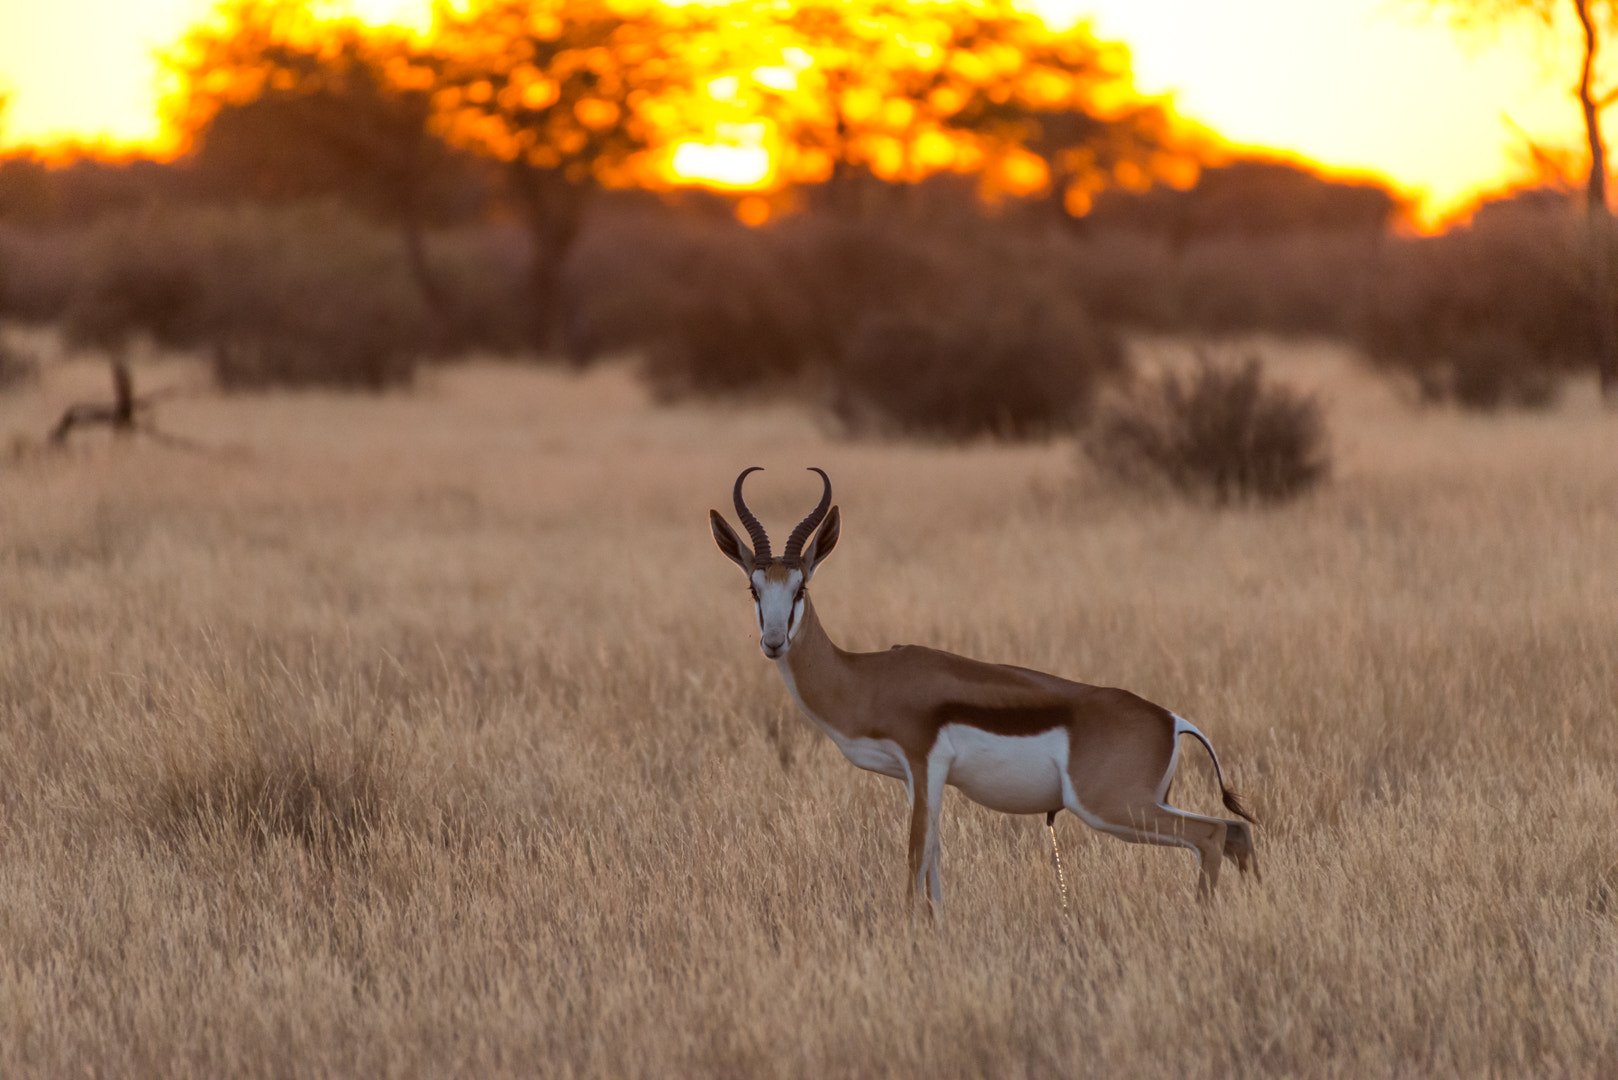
[0, 0, 1613, 446]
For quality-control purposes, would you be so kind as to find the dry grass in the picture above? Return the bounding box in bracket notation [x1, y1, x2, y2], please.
[2, 336, 1616, 1078]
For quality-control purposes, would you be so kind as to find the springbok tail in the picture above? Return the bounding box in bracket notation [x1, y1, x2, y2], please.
[1173, 715, 1259, 825]
[1220, 785, 1257, 824]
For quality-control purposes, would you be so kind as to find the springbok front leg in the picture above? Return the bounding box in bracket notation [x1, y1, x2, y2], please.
[923, 747, 949, 911]
[905, 757, 931, 917]
[905, 750, 950, 918]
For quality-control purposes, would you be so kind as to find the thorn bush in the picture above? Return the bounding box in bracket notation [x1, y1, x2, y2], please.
[1084, 353, 1330, 505]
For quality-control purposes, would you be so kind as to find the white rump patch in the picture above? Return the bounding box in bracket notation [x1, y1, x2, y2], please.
[1157, 713, 1192, 805]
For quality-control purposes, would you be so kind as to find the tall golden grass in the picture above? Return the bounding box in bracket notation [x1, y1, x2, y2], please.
[2, 340, 1615, 1077]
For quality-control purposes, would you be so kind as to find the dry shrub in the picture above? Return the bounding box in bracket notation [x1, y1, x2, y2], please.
[568, 207, 1125, 437]
[1171, 232, 1381, 336]
[1042, 228, 1383, 341]
[1067, 159, 1395, 338]
[568, 206, 815, 396]
[832, 293, 1122, 439]
[0, 223, 97, 323]
[60, 204, 424, 389]
[1445, 333, 1562, 410]
[1085, 353, 1329, 504]
[0, 334, 38, 390]
[797, 215, 1126, 439]
[137, 643, 423, 862]
[421, 222, 532, 352]
[1048, 228, 1177, 327]
[4, 204, 531, 391]
[62, 227, 207, 351]
[10, 167, 1607, 415]
[1360, 191, 1595, 408]
[152, 736, 392, 858]
[771, 212, 951, 353]
[0, 152, 196, 226]
[206, 317, 417, 391]
[1087, 158, 1401, 238]
[639, 296, 805, 400]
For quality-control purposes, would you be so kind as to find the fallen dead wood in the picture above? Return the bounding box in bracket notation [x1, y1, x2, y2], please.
[48, 356, 201, 451]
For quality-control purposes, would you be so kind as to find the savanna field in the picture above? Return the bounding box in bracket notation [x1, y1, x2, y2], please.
[1, 339, 1616, 1077]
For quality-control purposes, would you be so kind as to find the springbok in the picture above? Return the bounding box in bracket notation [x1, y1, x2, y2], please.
[710, 467, 1259, 914]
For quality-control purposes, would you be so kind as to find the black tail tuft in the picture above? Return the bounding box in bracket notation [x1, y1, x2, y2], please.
[1222, 787, 1259, 825]
[1180, 719, 1259, 826]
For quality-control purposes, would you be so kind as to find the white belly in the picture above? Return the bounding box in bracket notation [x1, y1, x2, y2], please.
[938, 725, 1068, 815]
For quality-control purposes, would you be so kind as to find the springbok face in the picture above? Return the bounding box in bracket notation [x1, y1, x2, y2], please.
[711, 467, 840, 659]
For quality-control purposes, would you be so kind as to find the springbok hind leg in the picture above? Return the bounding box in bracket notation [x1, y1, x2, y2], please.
[1103, 804, 1228, 902]
[1223, 819, 1262, 883]
[906, 776, 930, 917]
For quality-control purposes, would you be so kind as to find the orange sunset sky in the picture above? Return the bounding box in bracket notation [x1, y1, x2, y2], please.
[0, 0, 1602, 222]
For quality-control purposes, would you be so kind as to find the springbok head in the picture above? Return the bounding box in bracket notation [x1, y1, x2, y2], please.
[710, 467, 841, 659]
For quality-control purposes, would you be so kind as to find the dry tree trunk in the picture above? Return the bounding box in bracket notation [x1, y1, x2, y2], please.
[47, 355, 206, 452]
[49, 356, 143, 443]
[509, 162, 591, 364]
[1574, 0, 1618, 400]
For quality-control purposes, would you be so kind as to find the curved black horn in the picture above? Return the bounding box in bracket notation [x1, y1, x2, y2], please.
[784, 467, 832, 560]
[733, 467, 771, 560]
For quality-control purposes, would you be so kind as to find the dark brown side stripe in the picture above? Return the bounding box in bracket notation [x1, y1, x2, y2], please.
[933, 701, 1072, 738]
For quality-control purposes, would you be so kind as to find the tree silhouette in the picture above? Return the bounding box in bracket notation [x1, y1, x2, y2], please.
[737, 0, 1192, 216]
[164, 0, 1187, 359]
[1412, 0, 1618, 398]
[169, 0, 464, 322]
[423, 0, 717, 355]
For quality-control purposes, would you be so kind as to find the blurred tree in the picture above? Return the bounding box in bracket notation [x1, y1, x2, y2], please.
[423, 0, 717, 356]
[1412, 0, 1618, 398]
[164, 0, 1189, 359]
[734, 0, 1195, 217]
[1, 91, 8, 330]
[168, 0, 467, 321]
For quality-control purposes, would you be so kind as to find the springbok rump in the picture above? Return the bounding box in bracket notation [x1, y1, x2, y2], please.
[710, 467, 1260, 915]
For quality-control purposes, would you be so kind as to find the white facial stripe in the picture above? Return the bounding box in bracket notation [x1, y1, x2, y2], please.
[750, 570, 767, 641]
[752, 567, 805, 655]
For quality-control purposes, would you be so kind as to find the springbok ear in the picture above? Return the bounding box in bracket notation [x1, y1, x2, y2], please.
[710, 510, 756, 574]
[801, 505, 839, 579]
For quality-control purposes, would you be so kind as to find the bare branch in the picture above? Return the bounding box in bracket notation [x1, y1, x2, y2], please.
[47, 357, 215, 453]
